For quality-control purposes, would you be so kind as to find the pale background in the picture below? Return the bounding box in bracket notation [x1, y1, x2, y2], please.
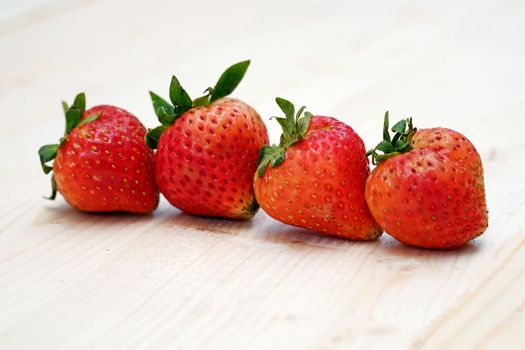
[1, 0, 524, 349]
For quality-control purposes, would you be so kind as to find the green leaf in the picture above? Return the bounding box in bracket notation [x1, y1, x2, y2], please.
[257, 146, 273, 177]
[376, 140, 396, 154]
[145, 125, 167, 149]
[280, 133, 295, 149]
[276, 97, 296, 137]
[295, 106, 306, 120]
[274, 117, 288, 131]
[406, 117, 417, 146]
[395, 139, 409, 152]
[64, 93, 86, 135]
[392, 119, 407, 134]
[78, 112, 102, 127]
[42, 164, 53, 174]
[38, 144, 59, 174]
[39, 93, 84, 202]
[297, 113, 312, 136]
[65, 107, 82, 135]
[210, 60, 250, 103]
[169, 75, 192, 116]
[44, 175, 58, 200]
[72, 93, 86, 114]
[150, 91, 176, 125]
[257, 145, 286, 177]
[383, 111, 391, 142]
[270, 148, 286, 167]
[375, 152, 399, 164]
[391, 132, 401, 145]
[275, 97, 295, 128]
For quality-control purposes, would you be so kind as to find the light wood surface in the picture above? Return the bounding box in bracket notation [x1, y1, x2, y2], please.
[1, 0, 525, 349]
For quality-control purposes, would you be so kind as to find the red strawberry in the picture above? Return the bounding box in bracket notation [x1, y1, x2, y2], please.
[147, 60, 269, 219]
[253, 98, 382, 240]
[38, 93, 158, 213]
[365, 112, 488, 249]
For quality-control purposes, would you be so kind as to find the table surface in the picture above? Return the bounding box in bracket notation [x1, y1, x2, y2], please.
[1, 0, 525, 349]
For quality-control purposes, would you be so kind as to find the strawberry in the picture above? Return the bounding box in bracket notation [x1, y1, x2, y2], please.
[253, 98, 382, 240]
[147, 60, 269, 219]
[365, 112, 488, 249]
[38, 93, 158, 213]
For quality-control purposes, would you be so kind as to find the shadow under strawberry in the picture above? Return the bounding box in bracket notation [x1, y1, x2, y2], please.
[257, 222, 380, 251]
[376, 234, 483, 258]
[33, 203, 155, 228]
[165, 212, 254, 235]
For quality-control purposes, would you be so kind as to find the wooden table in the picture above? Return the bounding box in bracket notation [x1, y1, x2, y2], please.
[1, 0, 524, 349]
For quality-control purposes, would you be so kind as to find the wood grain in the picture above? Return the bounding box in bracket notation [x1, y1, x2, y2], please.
[1, 0, 524, 349]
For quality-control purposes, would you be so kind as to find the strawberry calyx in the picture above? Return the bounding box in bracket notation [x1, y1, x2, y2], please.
[146, 60, 251, 149]
[257, 97, 312, 177]
[366, 111, 417, 165]
[37, 93, 102, 199]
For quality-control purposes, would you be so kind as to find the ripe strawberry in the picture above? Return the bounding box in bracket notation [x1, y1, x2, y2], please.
[253, 98, 382, 240]
[38, 93, 158, 213]
[147, 60, 269, 219]
[365, 112, 488, 249]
